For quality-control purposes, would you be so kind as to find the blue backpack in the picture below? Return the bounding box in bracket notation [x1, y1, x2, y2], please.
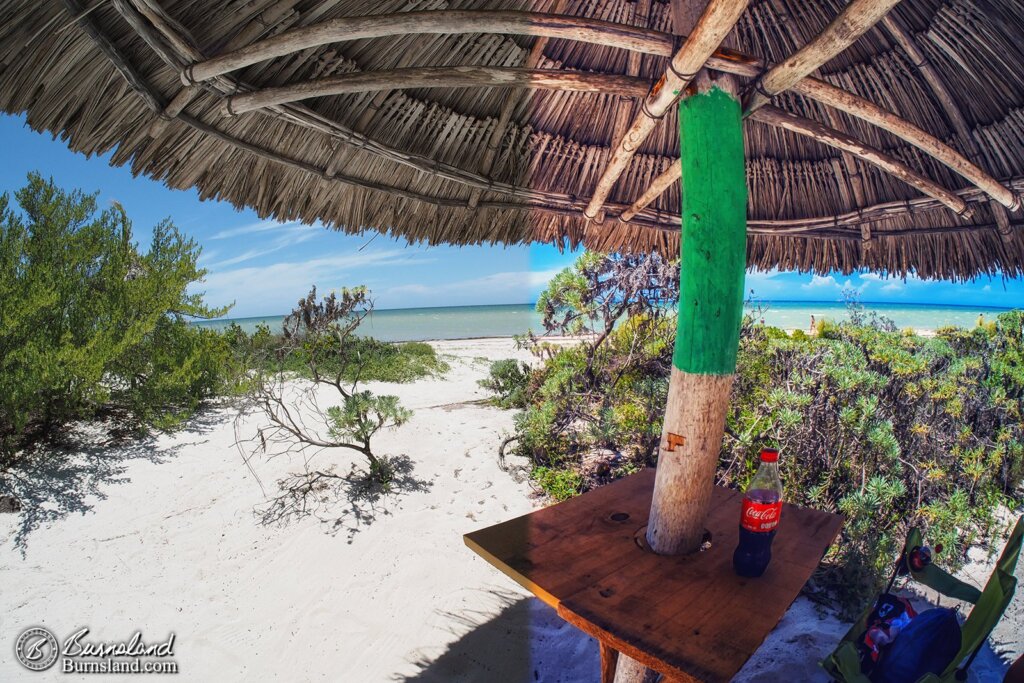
[872, 608, 962, 683]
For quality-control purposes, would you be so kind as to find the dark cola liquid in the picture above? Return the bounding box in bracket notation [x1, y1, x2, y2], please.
[733, 488, 781, 578]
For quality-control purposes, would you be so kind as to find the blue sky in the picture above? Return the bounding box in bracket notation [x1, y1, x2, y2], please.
[1, 113, 1021, 318]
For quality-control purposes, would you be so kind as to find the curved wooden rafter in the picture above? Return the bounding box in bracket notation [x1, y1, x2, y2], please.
[112, 0, 644, 207]
[66, 0, 1018, 246]
[182, 10, 679, 84]
[148, 0, 303, 137]
[880, 11, 1020, 240]
[168, 7, 1016, 212]
[791, 79, 1020, 211]
[582, 0, 751, 222]
[750, 106, 971, 216]
[742, 0, 903, 114]
[220, 66, 651, 116]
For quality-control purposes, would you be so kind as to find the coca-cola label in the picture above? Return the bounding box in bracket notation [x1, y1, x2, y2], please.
[741, 499, 782, 533]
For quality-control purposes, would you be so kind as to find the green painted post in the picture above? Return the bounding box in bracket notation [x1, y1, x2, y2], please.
[646, 84, 748, 555]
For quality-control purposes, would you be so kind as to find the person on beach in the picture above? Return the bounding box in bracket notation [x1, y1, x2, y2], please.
[810, 314, 816, 335]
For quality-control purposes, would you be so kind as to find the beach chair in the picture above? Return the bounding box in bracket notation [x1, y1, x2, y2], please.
[821, 515, 1023, 683]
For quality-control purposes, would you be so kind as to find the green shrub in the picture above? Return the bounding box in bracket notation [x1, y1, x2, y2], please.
[484, 255, 1024, 616]
[0, 173, 230, 460]
[531, 466, 583, 501]
[479, 359, 532, 408]
[232, 331, 448, 384]
[241, 287, 417, 489]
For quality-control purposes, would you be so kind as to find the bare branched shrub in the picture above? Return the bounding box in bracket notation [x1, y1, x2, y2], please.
[237, 287, 415, 525]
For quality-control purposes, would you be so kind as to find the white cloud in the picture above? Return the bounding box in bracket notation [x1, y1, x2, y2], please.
[193, 249, 432, 315]
[801, 275, 840, 290]
[881, 280, 905, 293]
[204, 225, 320, 269]
[209, 219, 311, 240]
[383, 268, 561, 299]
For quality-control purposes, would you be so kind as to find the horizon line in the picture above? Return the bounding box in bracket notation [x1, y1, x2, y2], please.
[197, 299, 1018, 322]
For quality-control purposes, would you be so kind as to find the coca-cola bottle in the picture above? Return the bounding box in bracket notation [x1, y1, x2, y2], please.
[733, 447, 783, 577]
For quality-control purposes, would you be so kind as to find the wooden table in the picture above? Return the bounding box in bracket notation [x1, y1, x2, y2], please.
[464, 469, 843, 682]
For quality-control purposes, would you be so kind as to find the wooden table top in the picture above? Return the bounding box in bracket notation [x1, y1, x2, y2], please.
[464, 468, 843, 682]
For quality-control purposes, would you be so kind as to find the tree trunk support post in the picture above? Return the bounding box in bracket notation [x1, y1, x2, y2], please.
[648, 81, 747, 555]
[612, 77, 747, 683]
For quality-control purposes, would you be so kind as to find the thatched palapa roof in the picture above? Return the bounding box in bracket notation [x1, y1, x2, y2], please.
[1, 0, 1023, 278]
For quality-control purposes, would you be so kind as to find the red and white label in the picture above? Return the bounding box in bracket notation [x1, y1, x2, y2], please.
[741, 499, 782, 533]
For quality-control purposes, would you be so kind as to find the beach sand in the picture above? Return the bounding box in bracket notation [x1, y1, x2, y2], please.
[0, 338, 1015, 681]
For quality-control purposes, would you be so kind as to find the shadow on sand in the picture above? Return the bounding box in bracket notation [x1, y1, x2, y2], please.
[400, 589, 598, 683]
[0, 408, 226, 552]
[254, 452, 433, 544]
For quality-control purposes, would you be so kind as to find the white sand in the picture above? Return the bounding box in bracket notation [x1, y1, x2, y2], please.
[0, 338, 1016, 681]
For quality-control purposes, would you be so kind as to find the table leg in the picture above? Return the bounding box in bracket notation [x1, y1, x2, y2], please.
[600, 641, 619, 683]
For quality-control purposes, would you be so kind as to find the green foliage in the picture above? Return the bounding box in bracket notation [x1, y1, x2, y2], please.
[321, 337, 449, 384]
[727, 311, 1024, 614]
[327, 391, 412, 448]
[242, 286, 419, 485]
[479, 359, 532, 408]
[483, 261, 1024, 616]
[0, 173, 230, 460]
[531, 466, 583, 501]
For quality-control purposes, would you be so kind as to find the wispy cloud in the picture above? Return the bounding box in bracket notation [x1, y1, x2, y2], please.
[383, 268, 561, 298]
[801, 275, 841, 290]
[210, 219, 310, 240]
[205, 228, 320, 269]
[194, 249, 434, 315]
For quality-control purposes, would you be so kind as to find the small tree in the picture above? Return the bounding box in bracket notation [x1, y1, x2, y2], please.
[240, 286, 412, 519]
[0, 173, 229, 467]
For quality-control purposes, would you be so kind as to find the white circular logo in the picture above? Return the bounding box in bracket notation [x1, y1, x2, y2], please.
[15, 627, 59, 671]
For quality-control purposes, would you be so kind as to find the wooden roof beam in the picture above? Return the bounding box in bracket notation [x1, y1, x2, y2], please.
[793, 78, 1020, 210]
[103, 2, 651, 210]
[621, 74, 1020, 222]
[880, 12, 1021, 236]
[582, 0, 750, 222]
[220, 67, 649, 116]
[750, 106, 971, 217]
[148, 0, 303, 137]
[174, 6, 1016, 211]
[468, 0, 570, 209]
[743, 0, 902, 114]
[65, 0, 1022, 242]
[183, 10, 679, 84]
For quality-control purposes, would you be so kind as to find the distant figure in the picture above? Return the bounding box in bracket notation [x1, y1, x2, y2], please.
[977, 313, 985, 327]
[810, 314, 816, 334]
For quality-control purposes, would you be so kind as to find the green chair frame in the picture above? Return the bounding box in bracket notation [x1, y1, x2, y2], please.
[821, 516, 1023, 683]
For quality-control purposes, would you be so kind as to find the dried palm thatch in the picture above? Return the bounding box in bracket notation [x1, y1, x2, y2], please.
[0, 0, 1022, 279]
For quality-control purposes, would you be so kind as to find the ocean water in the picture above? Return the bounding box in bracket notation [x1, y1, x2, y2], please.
[192, 301, 1016, 342]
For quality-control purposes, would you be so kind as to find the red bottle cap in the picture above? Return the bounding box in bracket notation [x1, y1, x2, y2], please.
[760, 448, 779, 462]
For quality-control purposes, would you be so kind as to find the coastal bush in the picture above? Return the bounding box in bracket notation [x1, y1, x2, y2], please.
[484, 253, 1024, 615]
[0, 173, 230, 465]
[223, 325, 448, 384]
[240, 287, 416, 520]
[478, 359, 532, 408]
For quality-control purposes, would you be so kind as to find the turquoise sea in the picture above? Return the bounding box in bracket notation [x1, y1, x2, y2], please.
[191, 301, 1017, 342]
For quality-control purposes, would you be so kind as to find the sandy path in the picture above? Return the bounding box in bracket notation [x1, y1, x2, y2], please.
[0, 338, 1014, 681]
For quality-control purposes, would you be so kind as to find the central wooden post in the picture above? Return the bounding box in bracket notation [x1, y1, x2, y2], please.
[612, 75, 747, 683]
[613, 1, 745, 678]
[645, 80, 748, 555]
